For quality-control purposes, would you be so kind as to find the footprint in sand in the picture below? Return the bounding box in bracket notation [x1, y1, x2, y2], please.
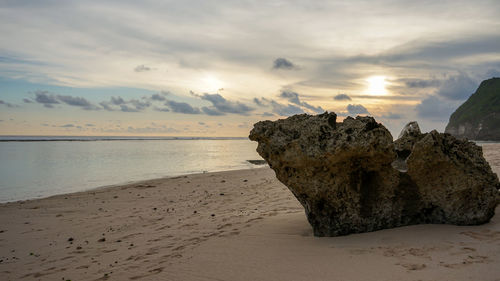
[349, 249, 372, 255]
[460, 230, 500, 242]
[450, 246, 477, 256]
[440, 255, 492, 268]
[398, 263, 427, 271]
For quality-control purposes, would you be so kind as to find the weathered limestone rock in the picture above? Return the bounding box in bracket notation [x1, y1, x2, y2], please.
[392, 121, 422, 172]
[249, 113, 499, 236]
[406, 131, 499, 225]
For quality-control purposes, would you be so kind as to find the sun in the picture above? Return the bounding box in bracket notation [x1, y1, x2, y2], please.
[202, 75, 224, 92]
[365, 76, 387, 95]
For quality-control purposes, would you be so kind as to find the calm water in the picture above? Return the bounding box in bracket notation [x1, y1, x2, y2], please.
[0, 138, 263, 203]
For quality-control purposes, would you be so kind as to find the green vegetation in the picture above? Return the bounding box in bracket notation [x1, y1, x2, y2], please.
[446, 78, 500, 140]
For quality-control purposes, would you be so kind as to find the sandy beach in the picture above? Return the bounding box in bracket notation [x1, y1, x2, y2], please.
[0, 143, 499, 281]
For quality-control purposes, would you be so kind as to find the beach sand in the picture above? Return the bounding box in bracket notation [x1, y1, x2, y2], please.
[0, 144, 499, 281]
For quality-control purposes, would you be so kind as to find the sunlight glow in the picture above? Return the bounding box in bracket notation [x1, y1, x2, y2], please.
[202, 75, 224, 92]
[365, 76, 387, 95]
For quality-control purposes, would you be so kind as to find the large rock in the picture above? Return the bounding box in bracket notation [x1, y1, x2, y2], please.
[249, 113, 499, 236]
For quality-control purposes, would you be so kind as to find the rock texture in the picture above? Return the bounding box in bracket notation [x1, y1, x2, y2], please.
[445, 77, 500, 141]
[249, 113, 499, 236]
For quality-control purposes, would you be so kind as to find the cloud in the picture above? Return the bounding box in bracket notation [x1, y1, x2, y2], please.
[270, 100, 304, 116]
[347, 104, 369, 115]
[402, 78, 441, 88]
[30, 90, 102, 110]
[150, 93, 167, 101]
[165, 100, 201, 114]
[134, 65, 151, 72]
[333, 94, 352, 101]
[128, 99, 150, 111]
[348, 36, 500, 66]
[120, 104, 140, 112]
[60, 124, 75, 128]
[349, 94, 422, 101]
[110, 96, 125, 105]
[34, 90, 59, 108]
[85, 123, 95, 127]
[253, 97, 270, 107]
[380, 113, 403, 119]
[99, 101, 114, 111]
[435, 73, 477, 100]
[57, 95, 99, 110]
[198, 122, 205, 125]
[100, 96, 151, 112]
[415, 95, 459, 121]
[1, 1, 499, 108]
[485, 68, 500, 78]
[153, 106, 170, 112]
[273, 58, 296, 70]
[280, 91, 301, 104]
[280, 91, 324, 114]
[193, 92, 254, 115]
[0, 100, 17, 108]
[253, 96, 305, 116]
[253, 93, 322, 116]
[201, 106, 224, 116]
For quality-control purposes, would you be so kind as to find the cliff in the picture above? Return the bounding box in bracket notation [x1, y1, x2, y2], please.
[445, 77, 500, 141]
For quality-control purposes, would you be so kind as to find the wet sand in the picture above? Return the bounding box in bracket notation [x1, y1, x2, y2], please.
[0, 144, 499, 280]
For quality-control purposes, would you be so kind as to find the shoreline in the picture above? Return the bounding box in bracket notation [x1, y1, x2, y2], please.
[0, 165, 267, 205]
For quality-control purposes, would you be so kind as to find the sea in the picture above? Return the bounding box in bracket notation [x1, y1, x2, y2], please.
[0, 136, 263, 203]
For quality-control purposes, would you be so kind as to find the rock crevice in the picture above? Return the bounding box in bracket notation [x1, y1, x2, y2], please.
[249, 113, 499, 236]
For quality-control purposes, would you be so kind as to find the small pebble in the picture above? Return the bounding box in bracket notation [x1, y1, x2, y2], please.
[98, 238, 106, 242]
[211, 214, 215, 217]
[67, 237, 74, 242]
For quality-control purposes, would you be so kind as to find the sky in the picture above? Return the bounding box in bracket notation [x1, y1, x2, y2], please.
[0, 0, 499, 137]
